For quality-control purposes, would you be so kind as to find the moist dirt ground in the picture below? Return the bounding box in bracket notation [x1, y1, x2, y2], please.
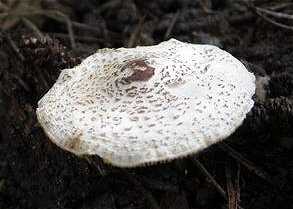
[0, 1, 293, 209]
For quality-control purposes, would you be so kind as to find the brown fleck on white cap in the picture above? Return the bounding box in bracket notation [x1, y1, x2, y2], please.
[36, 39, 255, 167]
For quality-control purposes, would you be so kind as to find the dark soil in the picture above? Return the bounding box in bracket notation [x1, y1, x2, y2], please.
[1, 1, 293, 209]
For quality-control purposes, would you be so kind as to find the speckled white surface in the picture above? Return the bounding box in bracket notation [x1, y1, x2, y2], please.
[36, 39, 255, 167]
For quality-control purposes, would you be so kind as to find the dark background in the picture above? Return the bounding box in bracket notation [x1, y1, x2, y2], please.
[0, 0, 293, 209]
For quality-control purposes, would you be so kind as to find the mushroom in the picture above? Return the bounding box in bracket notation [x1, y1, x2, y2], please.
[36, 39, 255, 167]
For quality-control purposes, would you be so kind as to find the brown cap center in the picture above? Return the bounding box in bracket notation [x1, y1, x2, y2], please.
[122, 59, 155, 83]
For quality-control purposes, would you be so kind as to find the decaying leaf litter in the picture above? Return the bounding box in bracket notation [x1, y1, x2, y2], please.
[0, 0, 293, 209]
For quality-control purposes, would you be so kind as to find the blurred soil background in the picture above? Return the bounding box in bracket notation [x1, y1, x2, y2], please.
[0, 0, 293, 209]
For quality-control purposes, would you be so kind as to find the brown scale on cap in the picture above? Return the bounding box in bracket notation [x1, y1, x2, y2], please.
[64, 133, 83, 150]
[122, 59, 155, 83]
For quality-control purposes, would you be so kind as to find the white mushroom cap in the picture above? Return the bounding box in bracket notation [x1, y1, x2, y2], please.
[36, 39, 255, 167]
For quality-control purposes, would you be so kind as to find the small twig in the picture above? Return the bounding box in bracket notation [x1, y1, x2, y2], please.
[191, 157, 227, 199]
[254, 6, 293, 20]
[84, 156, 107, 176]
[13, 75, 31, 92]
[235, 164, 241, 208]
[4, 30, 25, 61]
[21, 17, 44, 39]
[225, 159, 240, 209]
[219, 142, 274, 182]
[195, 0, 214, 14]
[43, 10, 76, 49]
[1, 10, 77, 49]
[269, 2, 293, 11]
[70, 21, 101, 34]
[50, 33, 102, 44]
[244, 3, 293, 31]
[126, 14, 146, 48]
[164, 11, 180, 39]
[254, 10, 293, 31]
[94, 0, 122, 14]
[0, 9, 100, 34]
